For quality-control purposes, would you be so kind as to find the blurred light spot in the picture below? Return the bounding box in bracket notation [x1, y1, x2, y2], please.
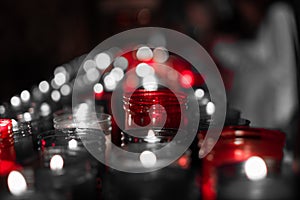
[140, 150, 157, 168]
[54, 72, 66, 86]
[234, 139, 244, 145]
[111, 67, 124, 81]
[180, 70, 194, 88]
[7, 171, 27, 196]
[38, 81, 50, 93]
[136, 63, 154, 77]
[23, 112, 32, 122]
[206, 102, 215, 115]
[0, 105, 5, 115]
[50, 155, 64, 171]
[51, 90, 61, 102]
[10, 96, 21, 107]
[68, 139, 78, 150]
[86, 68, 100, 82]
[104, 75, 117, 91]
[195, 88, 205, 100]
[245, 156, 267, 181]
[83, 59, 97, 72]
[93, 83, 104, 94]
[142, 75, 158, 91]
[12, 119, 19, 132]
[178, 156, 189, 168]
[60, 84, 71, 96]
[95, 52, 111, 70]
[153, 47, 169, 63]
[113, 56, 128, 70]
[40, 102, 51, 117]
[136, 46, 153, 61]
[20, 90, 30, 103]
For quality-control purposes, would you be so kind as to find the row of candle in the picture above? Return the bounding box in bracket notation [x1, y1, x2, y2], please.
[0, 45, 297, 200]
[0, 108, 111, 199]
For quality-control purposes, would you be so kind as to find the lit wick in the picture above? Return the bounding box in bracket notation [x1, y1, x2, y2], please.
[50, 154, 64, 172]
[7, 171, 27, 196]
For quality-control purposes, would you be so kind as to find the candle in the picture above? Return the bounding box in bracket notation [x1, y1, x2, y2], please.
[123, 88, 187, 131]
[0, 169, 64, 200]
[13, 115, 38, 165]
[35, 143, 99, 200]
[199, 127, 285, 200]
[0, 119, 22, 179]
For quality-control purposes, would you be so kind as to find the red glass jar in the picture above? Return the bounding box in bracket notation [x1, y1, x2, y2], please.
[123, 88, 187, 131]
[0, 119, 21, 176]
[199, 126, 285, 200]
[0, 119, 15, 162]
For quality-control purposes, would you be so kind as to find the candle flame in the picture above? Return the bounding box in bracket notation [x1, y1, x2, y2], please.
[7, 171, 27, 196]
[140, 150, 157, 168]
[245, 156, 267, 181]
[50, 154, 64, 171]
[68, 139, 78, 150]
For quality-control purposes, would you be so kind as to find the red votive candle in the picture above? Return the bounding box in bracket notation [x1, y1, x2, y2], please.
[0, 119, 15, 161]
[0, 119, 20, 177]
[123, 88, 187, 131]
[199, 126, 285, 200]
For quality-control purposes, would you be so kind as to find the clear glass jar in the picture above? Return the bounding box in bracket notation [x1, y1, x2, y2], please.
[35, 128, 107, 199]
[53, 113, 111, 135]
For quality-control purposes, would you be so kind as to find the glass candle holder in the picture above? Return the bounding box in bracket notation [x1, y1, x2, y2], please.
[36, 129, 106, 162]
[53, 112, 112, 165]
[36, 149, 98, 200]
[113, 127, 192, 171]
[0, 119, 15, 160]
[0, 119, 21, 177]
[13, 117, 38, 165]
[198, 126, 286, 200]
[123, 88, 187, 130]
[53, 113, 111, 135]
[35, 131, 101, 200]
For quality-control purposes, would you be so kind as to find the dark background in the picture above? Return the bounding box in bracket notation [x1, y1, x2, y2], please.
[0, 0, 299, 102]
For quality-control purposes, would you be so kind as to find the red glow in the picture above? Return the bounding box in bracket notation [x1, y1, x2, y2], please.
[95, 91, 104, 100]
[0, 119, 12, 139]
[0, 160, 21, 176]
[180, 70, 195, 88]
[178, 156, 189, 169]
[41, 139, 46, 147]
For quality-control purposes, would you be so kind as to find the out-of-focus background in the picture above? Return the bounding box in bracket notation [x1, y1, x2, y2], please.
[1, 0, 299, 135]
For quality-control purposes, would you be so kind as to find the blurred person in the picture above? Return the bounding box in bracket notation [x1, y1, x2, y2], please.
[213, 0, 298, 140]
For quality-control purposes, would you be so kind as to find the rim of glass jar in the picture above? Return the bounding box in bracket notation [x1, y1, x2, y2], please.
[123, 89, 188, 104]
[37, 129, 106, 151]
[220, 126, 285, 144]
[53, 112, 111, 130]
